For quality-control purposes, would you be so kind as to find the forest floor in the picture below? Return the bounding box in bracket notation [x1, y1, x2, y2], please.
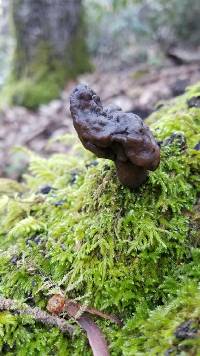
[1, 62, 200, 179]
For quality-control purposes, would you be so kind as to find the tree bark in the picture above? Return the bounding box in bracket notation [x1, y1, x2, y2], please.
[8, 0, 91, 108]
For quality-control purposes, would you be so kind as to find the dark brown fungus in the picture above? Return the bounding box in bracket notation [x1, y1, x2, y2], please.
[70, 84, 160, 189]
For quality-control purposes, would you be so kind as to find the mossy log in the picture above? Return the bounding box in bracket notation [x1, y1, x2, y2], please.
[0, 84, 199, 354]
[2, 0, 91, 109]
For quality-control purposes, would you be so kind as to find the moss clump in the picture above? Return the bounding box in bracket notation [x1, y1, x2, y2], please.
[147, 82, 200, 147]
[113, 282, 200, 355]
[0, 84, 199, 354]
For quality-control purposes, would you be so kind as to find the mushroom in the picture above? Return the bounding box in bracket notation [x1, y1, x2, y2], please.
[70, 84, 160, 189]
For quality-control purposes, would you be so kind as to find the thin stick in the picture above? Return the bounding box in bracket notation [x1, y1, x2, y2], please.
[65, 298, 123, 326]
[0, 296, 74, 335]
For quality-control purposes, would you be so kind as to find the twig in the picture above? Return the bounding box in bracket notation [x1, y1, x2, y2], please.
[0, 296, 74, 335]
[47, 294, 122, 326]
[65, 299, 123, 326]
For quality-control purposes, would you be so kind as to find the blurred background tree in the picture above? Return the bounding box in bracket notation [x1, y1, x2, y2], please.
[0, 0, 13, 87]
[85, 0, 200, 70]
[2, 0, 91, 109]
[0, 0, 200, 109]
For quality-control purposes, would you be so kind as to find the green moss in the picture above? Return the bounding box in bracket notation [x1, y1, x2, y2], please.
[0, 85, 199, 354]
[147, 83, 200, 147]
[113, 282, 200, 355]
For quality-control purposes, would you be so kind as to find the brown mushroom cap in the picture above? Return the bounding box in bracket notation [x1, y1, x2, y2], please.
[70, 84, 160, 189]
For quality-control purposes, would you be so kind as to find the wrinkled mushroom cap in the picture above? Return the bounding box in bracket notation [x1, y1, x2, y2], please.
[70, 84, 160, 188]
[70, 84, 102, 112]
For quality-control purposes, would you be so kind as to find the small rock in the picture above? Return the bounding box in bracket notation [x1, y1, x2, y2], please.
[171, 79, 188, 97]
[164, 347, 176, 356]
[187, 96, 200, 108]
[53, 200, 66, 207]
[174, 319, 198, 340]
[163, 132, 187, 151]
[194, 142, 200, 150]
[10, 255, 21, 265]
[39, 185, 52, 194]
[70, 171, 78, 184]
[86, 160, 99, 168]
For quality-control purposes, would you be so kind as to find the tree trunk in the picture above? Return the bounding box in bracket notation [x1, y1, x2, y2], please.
[8, 0, 91, 108]
[0, 0, 13, 87]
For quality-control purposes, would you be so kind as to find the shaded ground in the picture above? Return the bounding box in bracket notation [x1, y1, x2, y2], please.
[0, 62, 200, 178]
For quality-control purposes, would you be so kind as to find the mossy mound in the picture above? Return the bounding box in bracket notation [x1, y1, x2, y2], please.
[0, 84, 199, 354]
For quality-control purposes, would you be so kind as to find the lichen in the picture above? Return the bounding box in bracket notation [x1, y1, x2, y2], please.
[0, 84, 199, 354]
